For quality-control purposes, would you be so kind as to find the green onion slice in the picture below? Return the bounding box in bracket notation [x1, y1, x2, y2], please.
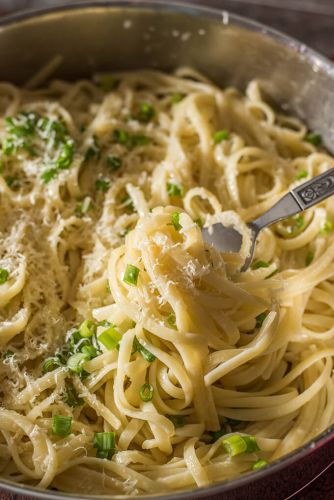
[99, 74, 119, 91]
[52, 415, 72, 436]
[139, 383, 154, 402]
[167, 312, 176, 329]
[41, 168, 58, 183]
[135, 102, 155, 123]
[62, 384, 84, 407]
[96, 449, 114, 460]
[67, 352, 90, 373]
[171, 212, 181, 230]
[131, 135, 150, 146]
[167, 181, 184, 197]
[107, 155, 122, 171]
[84, 135, 100, 161]
[251, 261, 269, 270]
[0, 268, 9, 285]
[93, 432, 115, 451]
[95, 178, 110, 192]
[255, 312, 268, 329]
[321, 219, 332, 235]
[167, 415, 185, 427]
[252, 458, 268, 471]
[123, 264, 140, 286]
[209, 427, 226, 443]
[296, 169, 308, 180]
[42, 356, 62, 373]
[222, 434, 247, 456]
[305, 132, 322, 146]
[305, 250, 314, 266]
[113, 129, 130, 145]
[213, 129, 229, 144]
[98, 325, 122, 350]
[170, 92, 185, 104]
[133, 336, 156, 362]
[79, 320, 97, 338]
[194, 218, 203, 228]
[222, 434, 260, 457]
[242, 435, 260, 453]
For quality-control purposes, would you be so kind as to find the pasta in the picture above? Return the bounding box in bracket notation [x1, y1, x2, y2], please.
[0, 67, 333, 495]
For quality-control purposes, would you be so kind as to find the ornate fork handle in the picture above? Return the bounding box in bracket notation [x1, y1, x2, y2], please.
[292, 168, 334, 209]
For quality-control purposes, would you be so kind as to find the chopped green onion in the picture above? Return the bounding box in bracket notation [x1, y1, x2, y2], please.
[56, 140, 74, 170]
[96, 449, 114, 459]
[167, 181, 184, 197]
[133, 336, 156, 362]
[255, 312, 268, 329]
[67, 352, 90, 374]
[2, 138, 15, 155]
[5, 176, 20, 189]
[113, 129, 130, 145]
[296, 169, 308, 180]
[99, 74, 119, 91]
[135, 102, 155, 123]
[119, 227, 130, 238]
[120, 194, 135, 213]
[41, 168, 58, 183]
[209, 426, 226, 443]
[107, 155, 122, 171]
[242, 435, 260, 453]
[99, 320, 112, 328]
[52, 415, 72, 436]
[81, 345, 98, 358]
[131, 134, 150, 146]
[95, 178, 110, 192]
[42, 356, 63, 373]
[170, 92, 185, 104]
[266, 269, 278, 279]
[84, 135, 100, 161]
[294, 214, 304, 230]
[139, 383, 154, 402]
[0, 268, 9, 284]
[98, 324, 122, 350]
[123, 264, 140, 286]
[79, 320, 97, 338]
[93, 431, 115, 451]
[222, 434, 247, 456]
[75, 197, 93, 217]
[305, 132, 322, 146]
[2, 350, 14, 360]
[305, 250, 314, 266]
[194, 218, 203, 228]
[252, 459, 268, 471]
[213, 129, 229, 144]
[167, 312, 176, 329]
[171, 212, 181, 231]
[167, 415, 185, 427]
[251, 261, 269, 270]
[222, 434, 259, 457]
[62, 384, 84, 407]
[320, 219, 332, 235]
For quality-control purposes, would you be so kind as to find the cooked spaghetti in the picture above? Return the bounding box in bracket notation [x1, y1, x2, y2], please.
[0, 68, 333, 495]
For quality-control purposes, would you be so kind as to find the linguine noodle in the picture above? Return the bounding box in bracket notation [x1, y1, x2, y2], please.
[0, 68, 333, 495]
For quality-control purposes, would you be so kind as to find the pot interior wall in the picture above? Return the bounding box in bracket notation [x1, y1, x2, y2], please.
[0, 3, 334, 149]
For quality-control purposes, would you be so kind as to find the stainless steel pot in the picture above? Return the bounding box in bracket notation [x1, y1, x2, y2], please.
[0, 1, 333, 499]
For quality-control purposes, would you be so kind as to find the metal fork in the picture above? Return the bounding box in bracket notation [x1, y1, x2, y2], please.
[202, 167, 334, 271]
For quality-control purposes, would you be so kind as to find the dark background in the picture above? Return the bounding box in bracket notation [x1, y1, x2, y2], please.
[0, 1, 333, 499]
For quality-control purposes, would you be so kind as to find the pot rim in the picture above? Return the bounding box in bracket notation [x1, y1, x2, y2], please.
[0, 1, 333, 499]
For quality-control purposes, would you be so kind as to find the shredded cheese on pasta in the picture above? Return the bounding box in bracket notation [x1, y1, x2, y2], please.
[0, 68, 333, 495]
